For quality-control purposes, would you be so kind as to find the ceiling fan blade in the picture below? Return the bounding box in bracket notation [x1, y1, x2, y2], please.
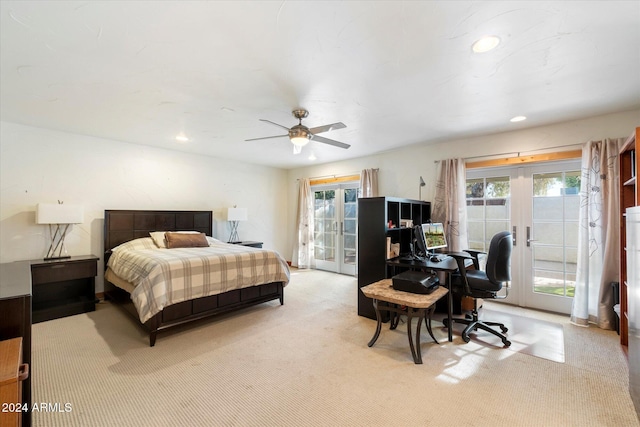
[309, 122, 346, 134]
[311, 135, 350, 149]
[259, 119, 291, 132]
[293, 144, 302, 155]
[245, 134, 288, 142]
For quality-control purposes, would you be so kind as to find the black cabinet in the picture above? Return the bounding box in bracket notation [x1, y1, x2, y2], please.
[31, 255, 99, 323]
[357, 197, 431, 319]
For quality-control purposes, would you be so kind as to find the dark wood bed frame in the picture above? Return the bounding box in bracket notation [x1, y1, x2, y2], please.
[103, 210, 285, 347]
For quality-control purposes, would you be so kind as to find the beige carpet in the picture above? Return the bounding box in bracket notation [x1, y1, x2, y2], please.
[31, 269, 638, 426]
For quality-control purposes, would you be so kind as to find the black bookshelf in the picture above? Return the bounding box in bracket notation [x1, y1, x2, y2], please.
[357, 197, 431, 319]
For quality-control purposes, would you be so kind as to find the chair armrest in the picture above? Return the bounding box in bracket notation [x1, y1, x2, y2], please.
[463, 249, 486, 270]
[446, 252, 473, 295]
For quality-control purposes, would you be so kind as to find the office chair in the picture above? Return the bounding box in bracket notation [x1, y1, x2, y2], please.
[443, 231, 513, 347]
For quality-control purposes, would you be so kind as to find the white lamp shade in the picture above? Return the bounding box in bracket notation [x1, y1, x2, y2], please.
[227, 207, 248, 222]
[36, 203, 84, 224]
[290, 136, 309, 146]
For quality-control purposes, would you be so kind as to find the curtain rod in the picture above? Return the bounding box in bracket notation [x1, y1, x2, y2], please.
[433, 143, 583, 163]
[297, 168, 378, 181]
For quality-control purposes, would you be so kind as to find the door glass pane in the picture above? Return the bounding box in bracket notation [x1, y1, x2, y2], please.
[486, 176, 510, 199]
[534, 223, 564, 245]
[314, 190, 336, 262]
[534, 172, 563, 196]
[531, 171, 579, 297]
[533, 197, 562, 220]
[466, 176, 510, 251]
[343, 189, 358, 266]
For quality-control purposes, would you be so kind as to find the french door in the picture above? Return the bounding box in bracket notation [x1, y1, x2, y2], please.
[466, 160, 581, 314]
[312, 183, 359, 275]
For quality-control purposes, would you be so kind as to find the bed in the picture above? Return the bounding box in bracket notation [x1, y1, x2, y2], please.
[103, 210, 290, 346]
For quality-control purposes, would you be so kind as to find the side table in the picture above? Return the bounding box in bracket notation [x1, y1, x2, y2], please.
[31, 255, 99, 323]
[361, 279, 449, 364]
[230, 241, 263, 248]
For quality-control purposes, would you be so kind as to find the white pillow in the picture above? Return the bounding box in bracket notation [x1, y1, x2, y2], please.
[149, 231, 200, 248]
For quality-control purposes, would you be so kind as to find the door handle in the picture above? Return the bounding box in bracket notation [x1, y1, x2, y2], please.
[526, 226, 537, 247]
[340, 222, 344, 236]
[512, 226, 517, 246]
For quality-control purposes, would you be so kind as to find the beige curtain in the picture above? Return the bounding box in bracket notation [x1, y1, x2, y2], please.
[360, 168, 379, 197]
[571, 138, 623, 329]
[292, 178, 315, 269]
[432, 158, 468, 252]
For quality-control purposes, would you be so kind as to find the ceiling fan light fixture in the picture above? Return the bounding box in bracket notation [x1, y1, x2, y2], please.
[289, 128, 309, 146]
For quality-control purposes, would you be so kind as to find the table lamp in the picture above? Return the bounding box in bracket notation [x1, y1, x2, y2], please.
[227, 207, 247, 243]
[36, 202, 84, 260]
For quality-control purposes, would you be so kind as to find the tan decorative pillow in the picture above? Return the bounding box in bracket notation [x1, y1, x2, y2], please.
[150, 231, 199, 248]
[165, 232, 209, 248]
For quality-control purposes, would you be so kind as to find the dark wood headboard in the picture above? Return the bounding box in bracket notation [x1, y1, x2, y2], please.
[104, 210, 213, 255]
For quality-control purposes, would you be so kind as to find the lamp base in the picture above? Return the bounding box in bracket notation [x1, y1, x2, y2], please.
[44, 224, 71, 260]
[228, 221, 240, 243]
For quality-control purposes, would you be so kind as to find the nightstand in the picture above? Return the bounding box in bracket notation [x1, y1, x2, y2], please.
[231, 241, 263, 248]
[30, 255, 99, 323]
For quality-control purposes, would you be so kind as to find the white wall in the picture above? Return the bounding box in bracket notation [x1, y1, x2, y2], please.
[0, 122, 289, 291]
[2, 109, 638, 289]
[286, 109, 640, 259]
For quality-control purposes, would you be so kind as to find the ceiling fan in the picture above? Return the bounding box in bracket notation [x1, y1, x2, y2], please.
[245, 109, 350, 154]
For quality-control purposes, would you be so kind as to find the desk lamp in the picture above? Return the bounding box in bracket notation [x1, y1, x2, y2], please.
[36, 201, 84, 260]
[419, 176, 426, 200]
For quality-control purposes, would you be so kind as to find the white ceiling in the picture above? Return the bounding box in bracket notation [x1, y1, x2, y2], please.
[2, 1, 639, 169]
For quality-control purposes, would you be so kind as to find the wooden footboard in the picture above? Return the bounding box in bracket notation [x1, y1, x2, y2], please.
[104, 280, 284, 346]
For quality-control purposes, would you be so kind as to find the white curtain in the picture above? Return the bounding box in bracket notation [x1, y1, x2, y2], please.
[571, 138, 623, 329]
[432, 158, 469, 252]
[360, 168, 379, 197]
[292, 178, 315, 269]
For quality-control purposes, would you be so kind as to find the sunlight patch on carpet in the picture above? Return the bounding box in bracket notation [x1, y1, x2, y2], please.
[477, 309, 565, 363]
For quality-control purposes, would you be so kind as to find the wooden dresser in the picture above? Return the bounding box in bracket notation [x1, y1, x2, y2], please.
[0, 338, 29, 427]
[0, 262, 32, 427]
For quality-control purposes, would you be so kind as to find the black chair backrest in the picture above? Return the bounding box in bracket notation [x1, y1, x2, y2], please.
[485, 231, 512, 285]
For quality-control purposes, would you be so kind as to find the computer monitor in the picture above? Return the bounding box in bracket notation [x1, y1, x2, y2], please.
[422, 222, 447, 251]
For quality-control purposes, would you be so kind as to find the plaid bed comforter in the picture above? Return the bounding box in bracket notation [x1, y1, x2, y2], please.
[107, 237, 290, 323]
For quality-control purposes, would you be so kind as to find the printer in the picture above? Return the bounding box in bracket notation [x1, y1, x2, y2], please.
[392, 270, 439, 294]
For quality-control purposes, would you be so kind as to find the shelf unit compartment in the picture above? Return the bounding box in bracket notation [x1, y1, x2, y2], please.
[400, 202, 412, 222]
[387, 201, 400, 228]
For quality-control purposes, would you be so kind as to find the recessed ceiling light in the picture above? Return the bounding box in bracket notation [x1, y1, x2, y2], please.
[308, 152, 317, 161]
[510, 116, 527, 123]
[472, 35, 500, 53]
[176, 133, 189, 142]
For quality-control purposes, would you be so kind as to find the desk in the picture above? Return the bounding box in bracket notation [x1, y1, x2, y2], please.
[361, 279, 448, 364]
[386, 253, 470, 343]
